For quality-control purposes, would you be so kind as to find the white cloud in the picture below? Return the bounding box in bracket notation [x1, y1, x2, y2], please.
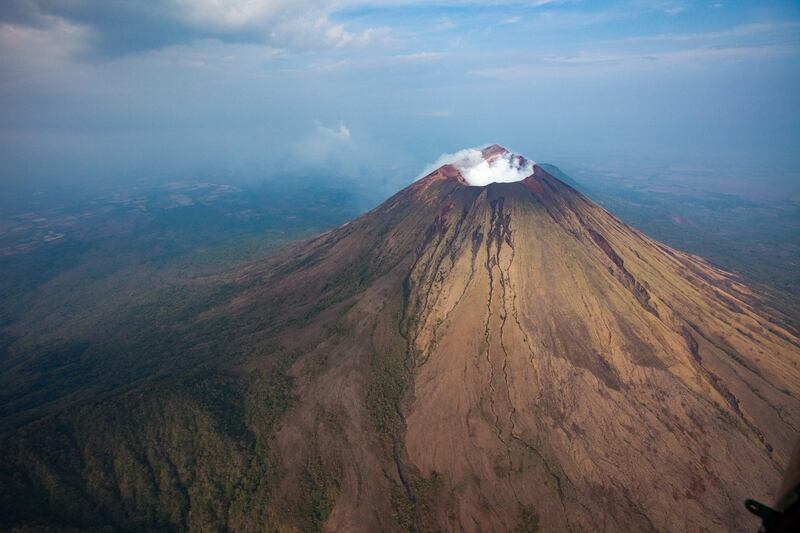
[498, 16, 522, 26]
[433, 17, 456, 31]
[0, 16, 91, 88]
[315, 120, 351, 142]
[418, 147, 535, 186]
[394, 51, 446, 61]
[173, 0, 302, 31]
[470, 43, 800, 79]
[270, 15, 389, 49]
[289, 119, 360, 174]
[0, 17, 90, 65]
[6, 1, 392, 57]
[613, 21, 800, 44]
[142, 39, 285, 71]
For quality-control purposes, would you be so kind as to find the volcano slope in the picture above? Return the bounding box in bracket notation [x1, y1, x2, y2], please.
[2, 146, 799, 532]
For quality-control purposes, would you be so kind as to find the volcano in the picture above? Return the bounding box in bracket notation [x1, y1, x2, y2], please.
[223, 145, 799, 531]
[3, 146, 799, 532]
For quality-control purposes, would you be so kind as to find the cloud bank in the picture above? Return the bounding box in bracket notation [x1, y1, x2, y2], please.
[0, 0, 389, 56]
[419, 147, 535, 186]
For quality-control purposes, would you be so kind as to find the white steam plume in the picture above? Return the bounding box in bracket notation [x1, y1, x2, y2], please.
[418, 147, 534, 186]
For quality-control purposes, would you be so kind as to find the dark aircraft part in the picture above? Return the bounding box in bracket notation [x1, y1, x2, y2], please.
[745, 493, 798, 532]
[746, 439, 800, 532]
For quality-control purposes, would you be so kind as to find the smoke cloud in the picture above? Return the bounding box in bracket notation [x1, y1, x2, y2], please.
[418, 147, 535, 186]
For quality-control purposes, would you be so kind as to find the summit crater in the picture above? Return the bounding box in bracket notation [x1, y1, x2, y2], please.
[419, 144, 536, 187]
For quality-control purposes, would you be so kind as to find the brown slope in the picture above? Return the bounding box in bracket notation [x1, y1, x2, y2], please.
[219, 156, 800, 531]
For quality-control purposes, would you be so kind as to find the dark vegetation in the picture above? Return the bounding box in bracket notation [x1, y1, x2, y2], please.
[513, 504, 540, 533]
[389, 471, 444, 532]
[1, 368, 294, 531]
[0, 179, 366, 530]
[366, 301, 410, 438]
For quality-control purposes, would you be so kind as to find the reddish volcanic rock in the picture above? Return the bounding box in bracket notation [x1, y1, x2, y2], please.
[481, 143, 510, 161]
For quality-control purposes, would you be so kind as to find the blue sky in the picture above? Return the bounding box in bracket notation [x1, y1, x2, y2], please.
[1, 0, 799, 195]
